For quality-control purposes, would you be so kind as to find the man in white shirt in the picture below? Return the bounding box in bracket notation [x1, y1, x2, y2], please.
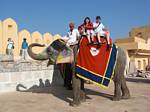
[93, 16, 110, 44]
[63, 23, 80, 46]
[62, 22, 80, 90]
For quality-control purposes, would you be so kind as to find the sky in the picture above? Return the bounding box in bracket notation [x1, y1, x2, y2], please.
[0, 0, 150, 40]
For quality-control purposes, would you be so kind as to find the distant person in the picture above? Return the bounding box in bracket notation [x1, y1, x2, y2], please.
[21, 38, 28, 60]
[6, 38, 14, 56]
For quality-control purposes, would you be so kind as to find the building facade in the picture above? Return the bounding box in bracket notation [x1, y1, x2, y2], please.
[115, 26, 150, 73]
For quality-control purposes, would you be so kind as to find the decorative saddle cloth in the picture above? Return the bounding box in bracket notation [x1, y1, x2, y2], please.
[76, 37, 118, 88]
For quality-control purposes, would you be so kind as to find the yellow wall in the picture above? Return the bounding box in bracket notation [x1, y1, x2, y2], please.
[0, 21, 3, 53]
[0, 18, 63, 57]
[53, 34, 61, 41]
[43, 33, 53, 46]
[31, 31, 44, 53]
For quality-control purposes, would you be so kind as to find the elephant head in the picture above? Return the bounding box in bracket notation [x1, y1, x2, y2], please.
[28, 39, 73, 66]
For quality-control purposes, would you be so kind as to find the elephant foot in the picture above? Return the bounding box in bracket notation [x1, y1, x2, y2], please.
[80, 92, 86, 102]
[66, 86, 73, 90]
[112, 96, 121, 101]
[69, 101, 81, 107]
[80, 97, 86, 103]
[121, 94, 130, 100]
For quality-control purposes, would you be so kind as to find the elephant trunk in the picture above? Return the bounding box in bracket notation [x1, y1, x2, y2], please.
[28, 43, 49, 60]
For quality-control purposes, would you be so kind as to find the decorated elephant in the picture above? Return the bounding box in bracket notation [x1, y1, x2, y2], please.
[28, 38, 130, 106]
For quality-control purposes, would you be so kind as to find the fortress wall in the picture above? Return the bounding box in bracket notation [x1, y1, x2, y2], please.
[0, 18, 62, 57]
[53, 34, 62, 41]
[31, 31, 44, 53]
[43, 33, 53, 45]
[0, 70, 53, 92]
[0, 21, 2, 53]
[0, 63, 54, 93]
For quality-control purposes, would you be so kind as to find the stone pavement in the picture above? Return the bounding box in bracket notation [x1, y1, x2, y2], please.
[0, 81, 150, 112]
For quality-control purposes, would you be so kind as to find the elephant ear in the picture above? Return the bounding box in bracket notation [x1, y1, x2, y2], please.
[47, 39, 73, 64]
[47, 58, 55, 67]
[50, 39, 69, 51]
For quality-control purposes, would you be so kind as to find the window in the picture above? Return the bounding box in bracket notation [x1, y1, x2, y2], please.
[7, 24, 14, 37]
[8, 25, 13, 28]
[138, 60, 141, 70]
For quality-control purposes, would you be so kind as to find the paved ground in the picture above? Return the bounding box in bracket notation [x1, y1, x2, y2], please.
[0, 81, 150, 112]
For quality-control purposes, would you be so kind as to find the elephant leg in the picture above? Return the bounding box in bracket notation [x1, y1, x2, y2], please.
[80, 79, 86, 102]
[113, 73, 122, 101]
[70, 75, 81, 106]
[80, 90, 86, 102]
[64, 63, 72, 90]
[113, 80, 122, 101]
[70, 44, 85, 106]
[121, 76, 130, 99]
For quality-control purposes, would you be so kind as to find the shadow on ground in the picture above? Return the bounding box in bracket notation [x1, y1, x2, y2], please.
[16, 65, 113, 104]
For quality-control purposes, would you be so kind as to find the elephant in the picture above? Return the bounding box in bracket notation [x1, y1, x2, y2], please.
[28, 38, 130, 106]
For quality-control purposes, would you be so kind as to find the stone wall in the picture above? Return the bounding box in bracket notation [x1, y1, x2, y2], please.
[0, 61, 56, 93]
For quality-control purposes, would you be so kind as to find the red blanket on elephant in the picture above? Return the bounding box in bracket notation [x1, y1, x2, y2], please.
[76, 37, 118, 88]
